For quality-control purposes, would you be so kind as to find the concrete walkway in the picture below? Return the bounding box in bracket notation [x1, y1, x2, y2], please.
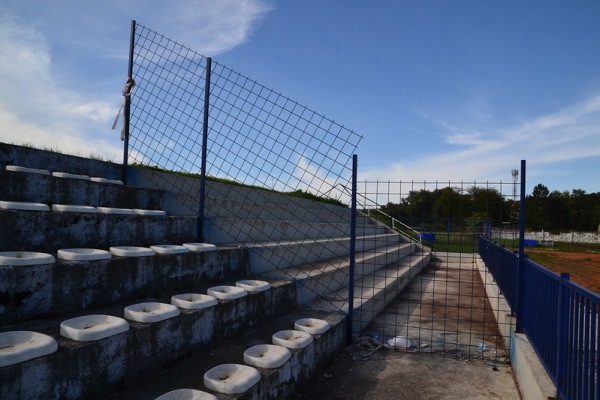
[294, 252, 522, 399]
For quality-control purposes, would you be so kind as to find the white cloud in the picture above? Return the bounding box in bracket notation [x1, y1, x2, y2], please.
[361, 93, 600, 186]
[155, 0, 274, 55]
[0, 1, 273, 160]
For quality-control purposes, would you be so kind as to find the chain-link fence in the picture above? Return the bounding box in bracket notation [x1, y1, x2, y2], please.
[124, 21, 364, 313]
[122, 21, 524, 359]
[355, 180, 519, 360]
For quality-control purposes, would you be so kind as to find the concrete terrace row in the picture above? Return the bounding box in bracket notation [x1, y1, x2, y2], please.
[0, 143, 430, 399]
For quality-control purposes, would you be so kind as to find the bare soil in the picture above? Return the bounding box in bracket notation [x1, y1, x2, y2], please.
[526, 249, 600, 295]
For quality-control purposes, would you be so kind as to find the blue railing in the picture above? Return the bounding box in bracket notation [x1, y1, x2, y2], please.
[478, 237, 519, 311]
[479, 237, 600, 399]
[520, 259, 561, 385]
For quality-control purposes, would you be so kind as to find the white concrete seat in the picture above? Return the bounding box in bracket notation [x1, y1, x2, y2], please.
[0, 331, 58, 367]
[294, 318, 331, 335]
[0, 201, 49, 211]
[97, 207, 135, 215]
[57, 248, 111, 261]
[203, 364, 261, 395]
[236, 280, 271, 292]
[134, 209, 167, 216]
[150, 245, 189, 254]
[60, 315, 129, 341]
[5, 165, 50, 175]
[207, 286, 247, 300]
[171, 293, 218, 310]
[52, 204, 97, 213]
[272, 330, 313, 349]
[243, 344, 291, 369]
[51, 172, 90, 180]
[90, 177, 124, 185]
[124, 302, 180, 323]
[0, 251, 55, 266]
[109, 246, 155, 257]
[155, 389, 217, 400]
[182, 243, 217, 252]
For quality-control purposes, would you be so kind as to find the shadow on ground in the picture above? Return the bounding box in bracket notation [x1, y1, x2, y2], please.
[293, 347, 521, 400]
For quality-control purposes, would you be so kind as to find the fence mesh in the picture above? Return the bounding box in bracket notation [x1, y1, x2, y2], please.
[355, 180, 519, 360]
[125, 22, 523, 360]
[127, 22, 363, 312]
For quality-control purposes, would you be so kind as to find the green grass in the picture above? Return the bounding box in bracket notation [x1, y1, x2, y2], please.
[7, 141, 116, 162]
[130, 163, 347, 207]
[423, 233, 480, 253]
[548, 241, 600, 253]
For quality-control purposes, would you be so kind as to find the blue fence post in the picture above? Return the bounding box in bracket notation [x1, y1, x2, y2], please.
[516, 160, 526, 332]
[556, 273, 570, 398]
[347, 154, 357, 345]
[121, 19, 136, 185]
[197, 57, 212, 242]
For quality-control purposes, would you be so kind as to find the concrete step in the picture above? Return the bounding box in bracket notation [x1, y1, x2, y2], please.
[246, 233, 405, 275]
[0, 169, 165, 209]
[0, 210, 197, 252]
[105, 310, 346, 400]
[0, 247, 247, 325]
[261, 243, 418, 305]
[0, 278, 297, 400]
[0, 142, 122, 179]
[128, 167, 354, 220]
[204, 217, 387, 244]
[202, 196, 368, 223]
[305, 251, 431, 332]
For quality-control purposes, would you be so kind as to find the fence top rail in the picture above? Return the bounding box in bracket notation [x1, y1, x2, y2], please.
[522, 251, 600, 303]
[357, 179, 521, 186]
[564, 275, 600, 303]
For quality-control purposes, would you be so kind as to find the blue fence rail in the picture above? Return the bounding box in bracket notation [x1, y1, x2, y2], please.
[478, 238, 519, 311]
[479, 237, 600, 399]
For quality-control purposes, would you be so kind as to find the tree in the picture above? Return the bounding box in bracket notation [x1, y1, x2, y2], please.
[528, 183, 550, 230]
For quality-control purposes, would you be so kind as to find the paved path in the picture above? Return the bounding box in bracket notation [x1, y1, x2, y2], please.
[294, 252, 522, 399]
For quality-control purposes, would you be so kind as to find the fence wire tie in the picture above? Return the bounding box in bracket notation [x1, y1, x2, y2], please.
[112, 77, 136, 140]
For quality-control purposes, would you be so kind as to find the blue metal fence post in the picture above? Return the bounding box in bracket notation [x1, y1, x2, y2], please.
[121, 19, 136, 185]
[347, 154, 357, 345]
[516, 160, 526, 332]
[197, 57, 212, 242]
[556, 273, 570, 398]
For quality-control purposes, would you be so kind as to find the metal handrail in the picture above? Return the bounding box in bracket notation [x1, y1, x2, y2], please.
[367, 208, 422, 244]
[336, 183, 422, 244]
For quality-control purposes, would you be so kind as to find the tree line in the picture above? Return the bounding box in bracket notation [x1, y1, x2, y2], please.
[376, 184, 600, 233]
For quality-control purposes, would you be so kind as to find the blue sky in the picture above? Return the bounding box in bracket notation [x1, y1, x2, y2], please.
[1, 0, 599, 194]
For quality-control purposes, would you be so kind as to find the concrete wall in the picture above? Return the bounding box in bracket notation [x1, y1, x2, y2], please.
[126, 166, 352, 219]
[0, 169, 164, 208]
[0, 143, 122, 179]
[0, 249, 248, 325]
[526, 230, 600, 244]
[0, 211, 197, 252]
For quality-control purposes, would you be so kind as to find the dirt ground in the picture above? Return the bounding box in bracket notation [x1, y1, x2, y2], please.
[526, 249, 600, 294]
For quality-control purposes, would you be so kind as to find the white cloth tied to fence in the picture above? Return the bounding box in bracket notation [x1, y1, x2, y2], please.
[112, 77, 136, 140]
